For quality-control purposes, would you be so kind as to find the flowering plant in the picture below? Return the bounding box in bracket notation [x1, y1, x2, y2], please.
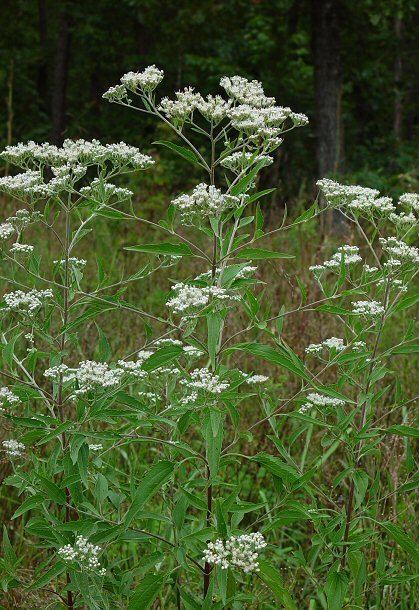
[0, 67, 417, 609]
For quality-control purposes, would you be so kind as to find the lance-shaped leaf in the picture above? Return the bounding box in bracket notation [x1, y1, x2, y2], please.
[125, 242, 193, 257]
[127, 572, 165, 610]
[141, 344, 184, 372]
[125, 461, 174, 526]
[235, 247, 295, 260]
[258, 560, 298, 609]
[225, 342, 309, 381]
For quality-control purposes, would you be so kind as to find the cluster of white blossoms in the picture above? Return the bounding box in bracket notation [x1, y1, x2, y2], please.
[58, 536, 106, 576]
[299, 392, 346, 413]
[54, 256, 87, 268]
[195, 265, 257, 282]
[399, 192, 419, 212]
[1, 139, 154, 171]
[120, 65, 164, 93]
[167, 283, 240, 316]
[379, 237, 419, 265]
[352, 300, 385, 316]
[305, 337, 345, 354]
[310, 245, 362, 273]
[159, 87, 203, 123]
[117, 349, 153, 379]
[3, 289, 53, 315]
[181, 368, 230, 395]
[9, 243, 34, 255]
[88, 443, 103, 452]
[203, 532, 267, 573]
[196, 95, 232, 124]
[220, 76, 275, 108]
[220, 151, 273, 173]
[0, 140, 153, 200]
[2, 439, 25, 457]
[171, 183, 241, 224]
[105, 66, 307, 140]
[245, 374, 269, 384]
[0, 387, 21, 411]
[79, 177, 133, 200]
[44, 361, 123, 395]
[0, 222, 15, 240]
[316, 179, 395, 214]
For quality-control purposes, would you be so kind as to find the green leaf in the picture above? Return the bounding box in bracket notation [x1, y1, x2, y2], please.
[227, 342, 309, 381]
[125, 461, 174, 526]
[153, 140, 201, 167]
[378, 521, 419, 565]
[251, 453, 299, 483]
[385, 424, 419, 438]
[393, 293, 419, 313]
[127, 572, 165, 610]
[12, 494, 44, 519]
[325, 569, 349, 610]
[141, 345, 184, 372]
[27, 562, 66, 591]
[207, 313, 222, 369]
[230, 159, 269, 196]
[96, 207, 127, 219]
[258, 560, 298, 609]
[125, 242, 193, 257]
[247, 188, 276, 204]
[235, 247, 294, 260]
[37, 475, 66, 505]
[63, 301, 116, 333]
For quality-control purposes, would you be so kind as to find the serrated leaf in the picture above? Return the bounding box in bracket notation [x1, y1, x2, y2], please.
[235, 247, 294, 260]
[125, 461, 174, 526]
[125, 242, 193, 257]
[258, 560, 298, 609]
[153, 140, 201, 167]
[141, 345, 183, 372]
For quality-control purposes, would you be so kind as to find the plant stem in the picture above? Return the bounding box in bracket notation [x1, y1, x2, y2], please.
[204, 465, 213, 598]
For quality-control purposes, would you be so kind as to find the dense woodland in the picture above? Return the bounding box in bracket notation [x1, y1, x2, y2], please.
[1, 0, 418, 204]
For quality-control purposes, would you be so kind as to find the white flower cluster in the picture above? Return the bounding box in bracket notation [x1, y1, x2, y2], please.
[220, 152, 273, 173]
[300, 392, 346, 413]
[54, 257, 87, 268]
[245, 374, 269, 384]
[44, 361, 123, 395]
[3, 289, 53, 315]
[379, 237, 419, 265]
[167, 282, 240, 315]
[79, 178, 133, 200]
[172, 183, 241, 223]
[4, 209, 41, 230]
[88, 443, 103, 452]
[203, 532, 267, 573]
[352, 300, 385, 316]
[1, 139, 154, 171]
[305, 337, 345, 354]
[72, 361, 124, 395]
[220, 76, 275, 108]
[181, 368, 230, 394]
[0, 387, 21, 411]
[10, 243, 34, 254]
[227, 104, 307, 145]
[310, 245, 362, 273]
[58, 536, 106, 575]
[120, 65, 164, 93]
[159, 87, 203, 123]
[117, 350, 153, 379]
[0, 222, 15, 240]
[195, 265, 257, 282]
[316, 179, 394, 214]
[389, 210, 417, 227]
[2, 439, 25, 457]
[399, 193, 419, 212]
[196, 95, 232, 123]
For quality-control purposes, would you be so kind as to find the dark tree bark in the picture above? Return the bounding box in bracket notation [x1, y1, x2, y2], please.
[393, 16, 404, 142]
[37, 0, 48, 110]
[311, 0, 343, 180]
[50, 6, 72, 145]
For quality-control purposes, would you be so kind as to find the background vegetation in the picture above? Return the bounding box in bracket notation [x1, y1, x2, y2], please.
[0, 1, 417, 609]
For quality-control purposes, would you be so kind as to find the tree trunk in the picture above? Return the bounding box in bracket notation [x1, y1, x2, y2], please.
[393, 16, 403, 142]
[312, 0, 344, 230]
[37, 0, 48, 110]
[50, 6, 72, 145]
